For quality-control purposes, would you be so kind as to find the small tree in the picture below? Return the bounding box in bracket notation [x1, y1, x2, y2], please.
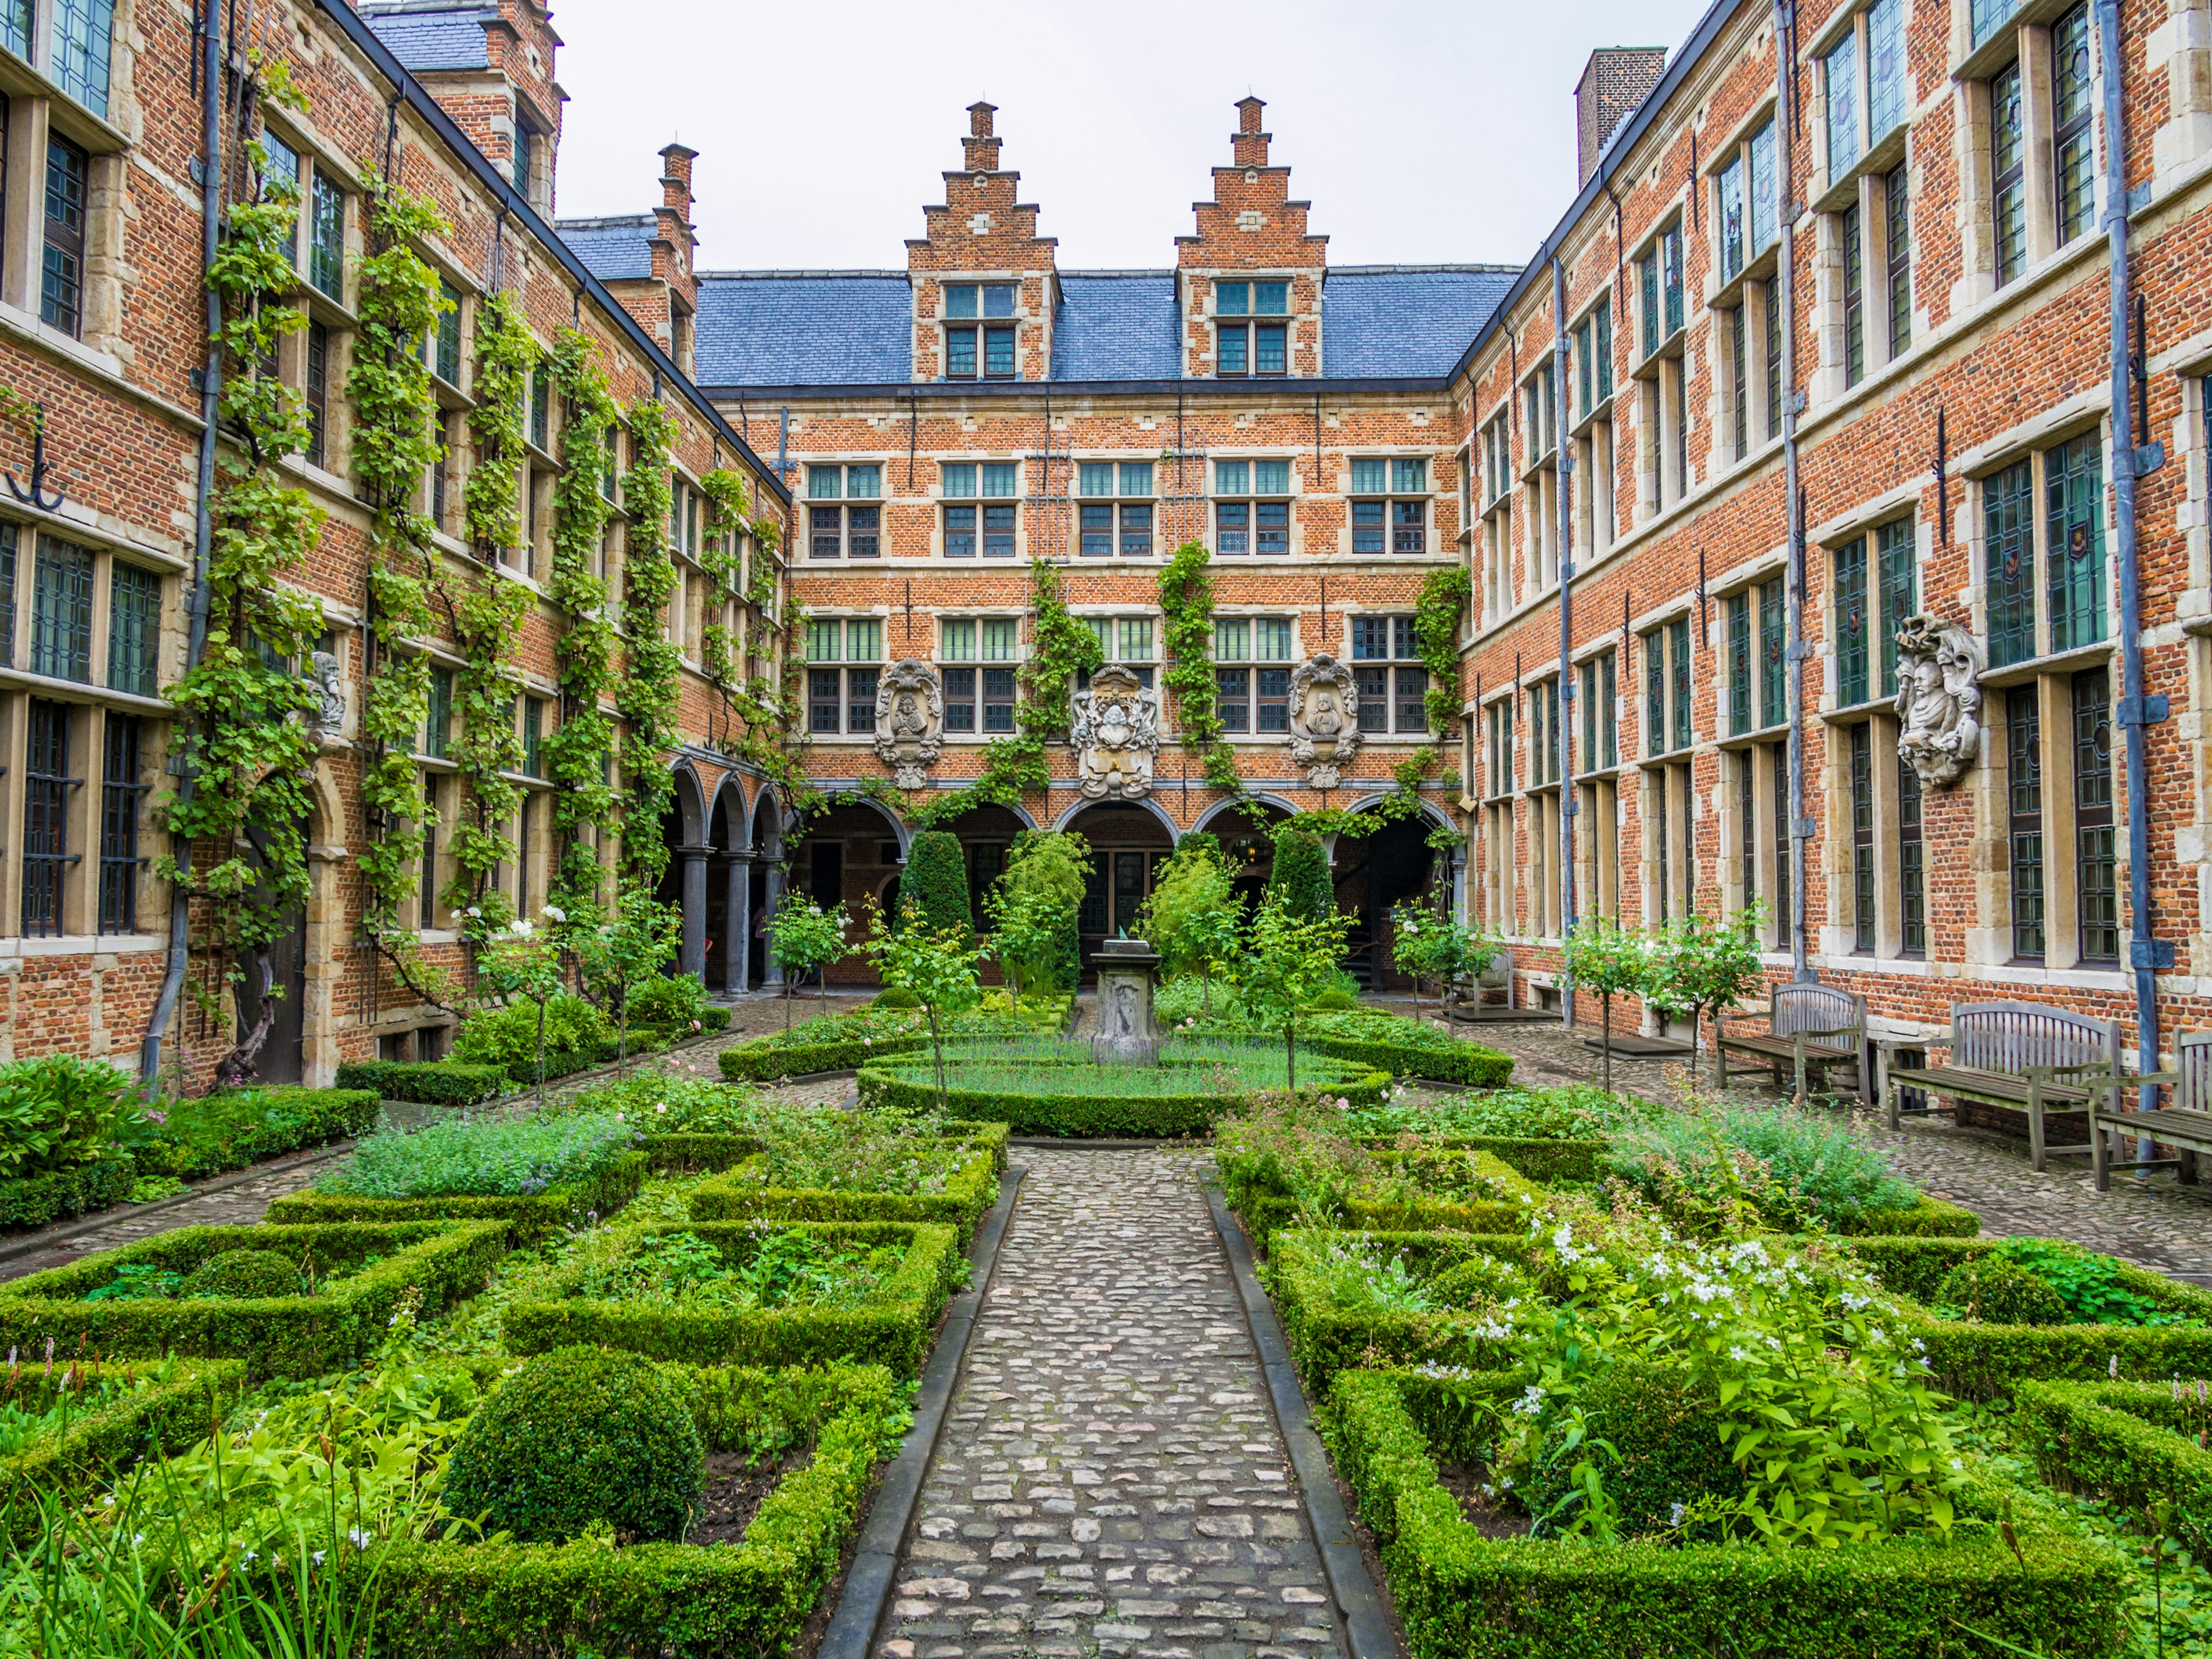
[1234, 894, 1352, 1091]
[1561, 915, 1652, 1093]
[902, 830, 972, 941]
[1388, 907, 1497, 1025]
[986, 884, 1062, 1005]
[863, 901, 984, 1113]
[996, 831, 1092, 993]
[768, 896, 849, 1032]
[1139, 842, 1241, 1014]
[478, 906, 568, 1111]
[1643, 907, 1768, 1084]
[1267, 829, 1334, 922]
[573, 886, 681, 1079]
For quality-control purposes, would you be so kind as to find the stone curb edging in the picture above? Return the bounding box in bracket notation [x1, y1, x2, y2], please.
[816, 1161, 1030, 1659]
[1203, 1179, 1400, 1659]
[0, 1143, 357, 1271]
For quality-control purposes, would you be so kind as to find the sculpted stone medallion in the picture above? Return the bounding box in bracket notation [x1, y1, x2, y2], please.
[1288, 654, 1361, 790]
[873, 658, 944, 790]
[1070, 664, 1161, 800]
[1893, 613, 1982, 788]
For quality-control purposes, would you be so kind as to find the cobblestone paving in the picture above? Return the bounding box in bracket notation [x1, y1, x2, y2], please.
[0, 1151, 339, 1282]
[880, 1146, 1346, 1659]
[1418, 1003, 2212, 1277]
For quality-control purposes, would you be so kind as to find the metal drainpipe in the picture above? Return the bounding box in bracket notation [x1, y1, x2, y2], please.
[1773, 0, 1812, 982]
[142, 0, 226, 1088]
[1552, 257, 1576, 1026]
[2096, 0, 2162, 1122]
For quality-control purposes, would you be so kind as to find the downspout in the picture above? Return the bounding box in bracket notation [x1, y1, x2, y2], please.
[2096, 0, 2164, 1116]
[1552, 257, 1576, 1027]
[1772, 0, 1812, 982]
[143, 0, 226, 1088]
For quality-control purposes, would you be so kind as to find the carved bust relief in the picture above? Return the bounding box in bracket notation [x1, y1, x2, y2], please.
[303, 649, 346, 749]
[1893, 614, 1982, 787]
[873, 658, 944, 790]
[1070, 664, 1161, 800]
[1288, 654, 1361, 790]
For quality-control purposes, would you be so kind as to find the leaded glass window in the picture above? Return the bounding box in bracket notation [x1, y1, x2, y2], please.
[1834, 536, 1869, 707]
[2046, 432, 2105, 652]
[1984, 458, 2036, 666]
[31, 537, 93, 681]
[2008, 687, 2044, 960]
[107, 562, 160, 696]
[2073, 667, 2118, 963]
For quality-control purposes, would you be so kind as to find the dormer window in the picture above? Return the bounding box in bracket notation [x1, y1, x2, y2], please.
[945, 283, 1016, 379]
[1216, 280, 1289, 377]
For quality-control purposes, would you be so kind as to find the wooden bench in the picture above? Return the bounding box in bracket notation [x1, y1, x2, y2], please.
[1715, 983, 1868, 1101]
[2089, 1029, 2210, 1191]
[1885, 1001, 2122, 1173]
[1444, 947, 1513, 1021]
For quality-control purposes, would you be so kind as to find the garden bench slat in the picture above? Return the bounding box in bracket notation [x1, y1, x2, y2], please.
[1715, 984, 1866, 1101]
[1885, 1003, 2122, 1173]
[2089, 1031, 2212, 1190]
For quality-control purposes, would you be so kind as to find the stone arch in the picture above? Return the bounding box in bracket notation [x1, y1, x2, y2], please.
[1051, 794, 1180, 843]
[1339, 791, 1457, 834]
[708, 772, 750, 851]
[670, 762, 710, 847]
[1190, 793, 1299, 837]
[1332, 796, 1460, 991]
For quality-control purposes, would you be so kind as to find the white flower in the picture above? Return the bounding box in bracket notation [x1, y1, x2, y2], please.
[1948, 1459, 1963, 1471]
[541, 904, 566, 923]
[2111, 1354, 2121, 1379]
[1669, 1502, 1686, 1527]
[1510, 1384, 1547, 1417]
[239, 1550, 257, 1565]
[312, 1549, 326, 1566]
[655, 1104, 667, 1115]
[509, 918, 535, 938]
[465, 906, 482, 919]
[347, 1528, 372, 1550]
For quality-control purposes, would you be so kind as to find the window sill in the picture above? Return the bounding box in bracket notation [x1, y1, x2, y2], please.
[0, 50, 130, 152]
[0, 932, 165, 958]
[1718, 720, 1793, 745]
[1976, 638, 2114, 690]
[0, 667, 171, 714]
[1810, 122, 1909, 218]
[1708, 244, 1780, 316]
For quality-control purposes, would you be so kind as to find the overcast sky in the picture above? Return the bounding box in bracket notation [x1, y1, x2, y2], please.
[550, 0, 1715, 274]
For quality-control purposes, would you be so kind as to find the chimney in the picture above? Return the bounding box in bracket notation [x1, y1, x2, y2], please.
[1574, 48, 1666, 186]
[963, 101, 1002, 173]
[1232, 96, 1270, 170]
[659, 141, 697, 225]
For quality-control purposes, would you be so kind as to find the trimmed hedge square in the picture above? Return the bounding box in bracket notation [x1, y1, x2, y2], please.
[1264, 1227, 1531, 1391]
[0, 1222, 511, 1377]
[1324, 1365, 2127, 1659]
[502, 1220, 961, 1374]
[685, 1141, 1001, 1241]
[2014, 1378, 2212, 1559]
[0, 1156, 137, 1230]
[355, 1361, 903, 1658]
[641, 1119, 1011, 1182]
[0, 1358, 244, 1537]
[857, 1057, 1391, 1139]
[331, 1060, 508, 1106]
[1221, 1148, 1546, 1251]
[263, 1151, 646, 1240]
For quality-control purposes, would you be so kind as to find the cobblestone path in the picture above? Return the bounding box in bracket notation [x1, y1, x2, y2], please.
[881, 1146, 1347, 1659]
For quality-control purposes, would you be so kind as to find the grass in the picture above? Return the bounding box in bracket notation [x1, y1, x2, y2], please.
[1344, 1084, 1653, 1141]
[315, 1112, 637, 1199]
[877, 1035, 1374, 1098]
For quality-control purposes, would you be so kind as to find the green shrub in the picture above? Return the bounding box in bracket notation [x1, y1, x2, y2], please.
[2014, 1379, 2212, 1562]
[1346, 1084, 1647, 1142]
[317, 1112, 637, 1200]
[179, 1249, 302, 1301]
[1156, 976, 1247, 1025]
[331, 1060, 506, 1106]
[1265, 1228, 1527, 1389]
[627, 974, 710, 1036]
[0, 1221, 509, 1376]
[1521, 1365, 1743, 1539]
[1268, 830, 1332, 921]
[995, 831, 1089, 991]
[902, 830, 971, 937]
[118, 1088, 379, 1183]
[0, 1156, 136, 1229]
[1986, 1237, 2196, 1325]
[265, 1152, 643, 1240]
[688, 1138, 1001, 1241]
[0, 1359, 245, 1540]
[716, 1006, 1031, 1081]
[1308, 987, 1358, 1011]
[873, 987, 921, 1009]
[451, 993, 612, 1069]
[442, 1347, 704, 1544]
[560, 1072, 762, 1134]
[1603, 1101, 1921, 1232]
[1934, 1256, 2070, 1325]
[1196, 1009, 1516, 1087]
[0, 1057, 134, 1181]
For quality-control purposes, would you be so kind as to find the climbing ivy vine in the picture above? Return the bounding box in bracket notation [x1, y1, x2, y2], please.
[1157, 540, 1240, 795]
[348, 169, 456, 1005]
[158, 116, 325, 1085]
[616, 397, 681, 884]
[543, 326, 620, 929]
[1399, 565, 1474, 845]
[696, 467, 748, 688]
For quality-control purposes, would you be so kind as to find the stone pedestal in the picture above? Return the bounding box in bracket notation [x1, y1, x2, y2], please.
[1092, 938, 1162, 1066]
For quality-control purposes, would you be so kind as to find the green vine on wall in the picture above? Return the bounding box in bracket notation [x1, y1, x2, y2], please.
[348, 169, 457, 1007]
[464, 291, 533, 562]
[616, 397, 681, 884]
[1157, 540, 1241, 795]
[544, 326, 621, 929]
[1384, 564, 1475, 835]
[159, 122, 326, 1086]
[696, 467, 748, 688]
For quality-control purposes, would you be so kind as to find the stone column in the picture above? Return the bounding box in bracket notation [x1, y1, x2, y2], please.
[725, 854, 752, 997]
[762, 859, 786, 986]
[679, 843, 709, 980]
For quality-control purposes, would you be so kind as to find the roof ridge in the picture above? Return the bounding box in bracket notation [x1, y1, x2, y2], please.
[554, 213, 655, 230]
[1328, 263, 1521, 275]
[697, 269, 912, 281]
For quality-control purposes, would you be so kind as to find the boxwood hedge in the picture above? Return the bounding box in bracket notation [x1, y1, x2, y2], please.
[1265, 1228, 1529, 1390]
[331, 1060, 508, 1106]
[856, 1058, 1390, 1139]
[0, 1156, 137, 1230]
[503, 1220, 962, 1374]
[716, 1010, 1036, 1081]
[0, 1358, 244, 1537]
[0, 1221, 510, 1377]
[2014, 1378, 2212, 1559]
[1220, 1148, 1546, 1251]
[686, 1142, 1001, 1241]
[263, 1151, 646, 1240]
[1324, 1365, 2127, 1658]
[641, 1120, 1010, 1181]
[128, 1087, 381, 1184]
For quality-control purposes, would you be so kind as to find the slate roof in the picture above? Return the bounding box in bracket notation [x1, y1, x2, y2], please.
[689, 264, 1516, 388]
[359, 4, 491, 71]
[695, 274, 915, 388]
[556, 215, 657, 283]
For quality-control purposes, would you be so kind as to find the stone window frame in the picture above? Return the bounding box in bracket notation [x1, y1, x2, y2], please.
[804, 614, 886, 740]
[806, 462, 886, 560]
[1210, 455, 1295, 560]
[1346, 613, 1428, 738]
[1072, 611, 1160, 694]
[1211, 276, 1292, 380]
[1968, 419, 2111, 672]
[938, 278, 1020, 381]
[1570, 642, 1626, 927]
[1212, 612, 1294, 738]
[1629, 211, 1691, 521]
[1075, 458, 1156, 560]
[935, 613, 1023, 740]
[1520, 672, 1566, 941]
[1518, 359, 1560, 593]
[1567, 291, 1619, 564]
[1478, 691, 1517, 935]
[1345, 453, 1432, 559]
[938, 459, 1022, 560]
[1476, 408, 1513, 623]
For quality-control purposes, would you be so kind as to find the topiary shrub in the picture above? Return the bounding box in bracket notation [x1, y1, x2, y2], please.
[902, 831, 971, 938]
[179, 1248, 302, 1301]
[873, 987, 921, 1009]
[1522, 1363, 1742, 1537]
[1934, 1256, 2071, 1326]
[1268, 831, 1333, 922]
[1308, 987, 1358, 1011]
[627, 974, 709, 1035]
[452, 993, 613, 1070]
[441, 1346, 704, 1543]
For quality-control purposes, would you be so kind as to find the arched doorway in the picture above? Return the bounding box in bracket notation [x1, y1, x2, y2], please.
[1059, 800, 1176, 976]
[1197, 798, 1290, 920]
[1331, 808, 1450, 991]
[789, 797, 908, 984]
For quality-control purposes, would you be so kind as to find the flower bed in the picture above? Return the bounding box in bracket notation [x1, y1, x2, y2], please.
[642, 1119, 1011, 1181]
[266, 1153, 645, 1238]
[1264, 1227, 1532, 1390]
[686, 1141, 1001, 1241]
[0, 1358, 244, 1537]
[355, 1359, 906, 1659]
[0, 1222, 510, 1376]
[331, 1060, 509, 1106]
[1324, 1365, 2126, 1659]
[1218, 1141, 1547, 1249]
[124, 1086, 381, 1184]
[502, 1220, 963, 1374]
[2014, 1378, 2212, 1561]
[1184, 1009, 1515, 1087]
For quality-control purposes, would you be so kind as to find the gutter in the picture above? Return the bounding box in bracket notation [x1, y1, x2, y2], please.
[312, 0, 791, 507]
[144, 0, 225, 1088]
[1552, 257, 1577, 1025]
[1773, 0, 1812, 983]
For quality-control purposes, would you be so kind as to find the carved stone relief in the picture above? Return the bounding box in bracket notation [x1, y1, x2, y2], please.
[1070, 664, 1161, 800]
[872, 658, 944, 790]
[1287, 654, 1361, 789]
[1893, 614, 1982, 787]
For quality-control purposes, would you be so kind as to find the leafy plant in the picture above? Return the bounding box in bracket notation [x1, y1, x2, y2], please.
[573, 885, 683, 1074]
[1343, 1083, 1649, 1141]
[577, 1230, 900, 1314]
[1643, 908, 1768, 1084]
[1157, 541, 1238, 793]
[1984, 1238, 2201, 1328]
[626, 971, 711, 1036]
[84, 1264, 184, 1304]
[862, 903, 986, 1115]
[1234, 894, 1354, 1090]
[1267, 830, 1334, 923]
[476, 909, 570, 1111]
[1600, 1097, 1919, 1231]
[616, 400, 683, 877]
[1298, 1236, 1442, 1315]
[1388, 907, 1495, 1025]
[0, 1058, 134, 1180]
[902, 831, 972, 941]
[1562, 915, 1654, 1092]
[1931, 1256, 2071, 1326]
[768, 895, 849, 1030]
[1139, 840, 1242, 1015]
[452, 990, 612, 1070]
[560, 1070, 762, 1134]
[988, 831, 1090, 994]
[317, 1112, 636, 1199]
